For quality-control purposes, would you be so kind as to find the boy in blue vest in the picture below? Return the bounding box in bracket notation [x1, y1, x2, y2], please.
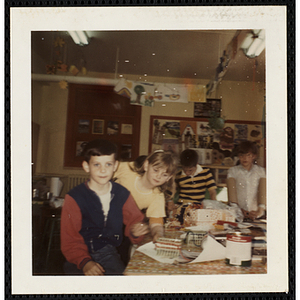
[60, 139, 149, 275]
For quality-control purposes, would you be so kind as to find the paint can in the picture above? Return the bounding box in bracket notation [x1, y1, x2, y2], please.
[225, 233, 252, 266]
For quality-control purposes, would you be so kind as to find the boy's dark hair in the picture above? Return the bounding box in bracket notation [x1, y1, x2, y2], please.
[180, 149, 198, 168]
[83, 139, 118, 162]
[237, 141, 258, 156]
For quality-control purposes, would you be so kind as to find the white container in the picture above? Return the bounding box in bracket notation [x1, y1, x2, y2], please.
[225, 233, 252, 266]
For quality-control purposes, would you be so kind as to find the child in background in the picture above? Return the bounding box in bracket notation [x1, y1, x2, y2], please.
[114, 150, 179, 242]
[176, 149, 217, 203]
[174, 149, 217, 224]
[226, 140, 266, 220]
[60, 139, 149, 275]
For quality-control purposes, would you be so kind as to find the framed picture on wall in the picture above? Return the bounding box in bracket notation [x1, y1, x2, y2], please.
[121, 124, 133, 134]
[92, 119, 104, 134]
[107, 121, 119, 135]
[194, 98, 221, 118]
[78, 119, 90, 133]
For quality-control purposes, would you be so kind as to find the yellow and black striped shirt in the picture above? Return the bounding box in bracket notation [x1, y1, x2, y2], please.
[176, 166, 216, 203]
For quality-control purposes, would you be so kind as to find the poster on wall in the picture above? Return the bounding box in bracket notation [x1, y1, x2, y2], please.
[151, 119, 180, 152]
[194, 99, 221, 118]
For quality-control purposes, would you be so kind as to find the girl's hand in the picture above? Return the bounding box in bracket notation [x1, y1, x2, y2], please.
[241, 208, 251, 219]
[131, 222, 149, 237]
[83, 261, 105, 276]
[249, 207, 265, 220]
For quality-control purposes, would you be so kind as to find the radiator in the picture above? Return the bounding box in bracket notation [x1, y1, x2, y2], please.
[67, 175, 89, 191]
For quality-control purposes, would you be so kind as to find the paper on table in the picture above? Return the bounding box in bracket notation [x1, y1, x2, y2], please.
[136, 235, 226, 264]
[189, 235, 226, 263]
[136, 242, 176, 264]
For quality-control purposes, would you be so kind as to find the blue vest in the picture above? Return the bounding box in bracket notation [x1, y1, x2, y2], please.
[68, 181, 129, 252]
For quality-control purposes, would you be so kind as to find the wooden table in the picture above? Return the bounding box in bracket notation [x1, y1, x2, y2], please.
[124, 229, 267, 276]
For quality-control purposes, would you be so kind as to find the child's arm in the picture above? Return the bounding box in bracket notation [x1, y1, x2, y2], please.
[206, 168, 217, 200]
[208, 188, 217, 200]
[249, 177, 266, 219]
[122, 194, 148, 244]
[149, 217, 164, 242]
[226, 177, 238, 205]
[60, 195, 94, 271]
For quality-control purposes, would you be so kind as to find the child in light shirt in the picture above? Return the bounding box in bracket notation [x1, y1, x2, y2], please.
[227, 141, 266, 220]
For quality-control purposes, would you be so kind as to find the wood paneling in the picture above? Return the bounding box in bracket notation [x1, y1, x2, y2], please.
[64, 84, 141, 167]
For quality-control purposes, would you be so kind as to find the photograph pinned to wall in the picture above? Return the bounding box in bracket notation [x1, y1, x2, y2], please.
[162, 121, 181, 139]
[76, 141, 88, 157]
[78, 119, 90, 133]
[107, 121, 119, 135]
[152, 119, 180, 147]
[219, 125, 235, 150]
[196, 121, 214, 149]
[181, 122, 197, 150]
[121, 123, 133, 135]
[162, 139, 179, 153]
[248, 124, 263, 144]
[234, 124, 248, 143]
[92, 119, 104, 134]
[120, 144, 132, 161]
[190, 148, 213, 165]
[194, 98, 221, 118]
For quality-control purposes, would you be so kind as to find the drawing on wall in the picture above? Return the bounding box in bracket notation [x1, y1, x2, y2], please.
[92, 119, 104, 134]
[107, 121, 119, 135]
[78, 119, 90, 133]
[152, 119, 180, 152]
[150, 116, 266, 167]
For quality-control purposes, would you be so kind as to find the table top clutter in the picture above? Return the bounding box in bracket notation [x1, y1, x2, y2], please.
[124, 220, 267, 276]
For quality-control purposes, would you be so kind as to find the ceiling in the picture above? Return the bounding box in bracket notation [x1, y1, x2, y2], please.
[31, 30, 265, 83]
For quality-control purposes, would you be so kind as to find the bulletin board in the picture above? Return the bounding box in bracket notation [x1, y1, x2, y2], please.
[64, 84, 141, 168]
[149, 115, 266, 167]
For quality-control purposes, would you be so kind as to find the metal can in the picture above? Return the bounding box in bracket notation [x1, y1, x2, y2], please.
[225, 233, 252, 266]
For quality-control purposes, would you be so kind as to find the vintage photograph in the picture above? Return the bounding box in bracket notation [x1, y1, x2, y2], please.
[10, 5, 288, 296]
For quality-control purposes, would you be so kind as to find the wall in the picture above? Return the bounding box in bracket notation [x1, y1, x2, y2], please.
[32, 74, 265, 177]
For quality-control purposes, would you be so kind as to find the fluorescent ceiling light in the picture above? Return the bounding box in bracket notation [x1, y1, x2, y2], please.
[68, 31, 89, 46]
[240, 29, 265, 58]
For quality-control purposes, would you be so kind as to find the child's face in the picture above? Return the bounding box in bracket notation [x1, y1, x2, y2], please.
[182, 166, 197, 176]
[82, 154, 118, 187]
[238, 152, 256, 170]
[144, 161, 171, 188]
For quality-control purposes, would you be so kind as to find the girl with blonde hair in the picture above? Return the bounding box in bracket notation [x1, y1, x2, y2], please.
[114, 150, 179, 242]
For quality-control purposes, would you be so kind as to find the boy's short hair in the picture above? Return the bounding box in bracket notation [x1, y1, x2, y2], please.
[180, 149, 198, 168]
[237, 141, 258, 156]
[82, 139, 118, 162]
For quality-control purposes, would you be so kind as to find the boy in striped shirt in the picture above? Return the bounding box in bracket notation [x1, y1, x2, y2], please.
[174, 149, 217, 224]
[176, 149, 217, 203]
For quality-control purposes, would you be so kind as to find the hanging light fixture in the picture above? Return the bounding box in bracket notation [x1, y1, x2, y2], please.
[68, 31, 90, 46]
[240, 29, 265, 58]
